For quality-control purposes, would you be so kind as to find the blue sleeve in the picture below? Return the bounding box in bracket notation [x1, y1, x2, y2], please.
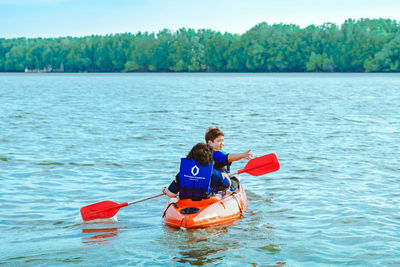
[210, 169, 230, 191]
[213, 151, 229, 165]
[212, 150, 232, 172]
[167, 173, 180, 194]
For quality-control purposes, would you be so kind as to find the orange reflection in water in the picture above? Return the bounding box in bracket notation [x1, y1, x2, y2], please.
[168, 224, 233, 265]
[173, 246, 229, 265]
[82, 227, 119, 244]
[247, 261, 287, 266]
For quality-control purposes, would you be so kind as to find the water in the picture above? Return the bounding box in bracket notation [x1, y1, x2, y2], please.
[1, 73, 399, 266]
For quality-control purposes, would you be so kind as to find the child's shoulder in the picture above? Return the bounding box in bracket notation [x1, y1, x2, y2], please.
[213, 150, 228, 156]
[213, 150, 229, 163]
[212, 150, 231, 167]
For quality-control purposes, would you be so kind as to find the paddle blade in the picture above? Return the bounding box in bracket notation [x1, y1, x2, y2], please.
[80, 200, 127, 221]
[238, 153, 280, 176]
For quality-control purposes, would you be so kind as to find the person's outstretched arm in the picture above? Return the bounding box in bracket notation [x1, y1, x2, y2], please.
[227, 150, 253, 162]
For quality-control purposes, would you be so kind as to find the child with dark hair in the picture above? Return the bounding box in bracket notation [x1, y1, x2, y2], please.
[162, 143, 231, 200]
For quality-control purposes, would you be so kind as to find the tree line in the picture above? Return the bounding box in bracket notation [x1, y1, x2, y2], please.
[1, 18, 399, 72]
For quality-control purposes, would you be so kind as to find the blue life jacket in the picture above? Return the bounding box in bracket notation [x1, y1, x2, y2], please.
[212, 150, 231, 172]
[179, 158, 213, 201]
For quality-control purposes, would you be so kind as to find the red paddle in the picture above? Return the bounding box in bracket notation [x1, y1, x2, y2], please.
[80, 153, 280, 222]
[232, 153, 280, 176]
[80, 193, 165, 222]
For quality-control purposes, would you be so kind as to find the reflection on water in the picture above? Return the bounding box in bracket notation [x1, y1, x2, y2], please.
[164, 225, 233, 265]
[160, 213, 287, 266]
[175, 229, 230, 265]
[81, 227, 119, 244]
[80, 218, 120, 245]
[246, 262, 287, 267]
[173, 246, 228, 265]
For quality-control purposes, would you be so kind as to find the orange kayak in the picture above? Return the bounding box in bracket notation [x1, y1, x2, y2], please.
[162, 185, 247, 229]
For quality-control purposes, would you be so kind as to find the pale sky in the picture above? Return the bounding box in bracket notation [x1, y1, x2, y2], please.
[0, 0, 399, 38]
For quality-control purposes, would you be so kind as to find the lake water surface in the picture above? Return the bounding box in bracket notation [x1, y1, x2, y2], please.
[1, 73, 399, 266]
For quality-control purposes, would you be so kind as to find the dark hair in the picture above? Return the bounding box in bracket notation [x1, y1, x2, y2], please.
[205, 127, 224, 143]
[186, 143, 213, 166]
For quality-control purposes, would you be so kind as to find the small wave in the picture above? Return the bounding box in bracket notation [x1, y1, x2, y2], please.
[9, 115, 24, 119]
[268, 133, 288, 136]
[69, 162, 95, 167]
[268, 208, 290, 214]
[1, 157, 10, 162]
[245, 191, 263, 201]
[36, 162, 64, 166]
[285, 176, 302, 180]
[105, 162, 123, 167]
[259, 244, 281, 253]
[68, 162, 123, 167]
[129, 136, 151, 140]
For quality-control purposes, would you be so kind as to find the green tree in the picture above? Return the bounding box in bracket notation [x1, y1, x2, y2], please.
[5, 43, 27, 71]
[364, 36, 400, 71]
[306, 52, 335, 71]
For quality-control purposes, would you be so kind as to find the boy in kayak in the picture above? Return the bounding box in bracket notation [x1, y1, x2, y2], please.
[205, 127, 253, 191]
[162, 143, 231, 200]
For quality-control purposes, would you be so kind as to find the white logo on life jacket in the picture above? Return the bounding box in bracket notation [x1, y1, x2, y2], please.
[191, 165, 199, 176]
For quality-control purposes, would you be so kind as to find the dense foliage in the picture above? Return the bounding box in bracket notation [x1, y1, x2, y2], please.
[1, 18, 399, 72]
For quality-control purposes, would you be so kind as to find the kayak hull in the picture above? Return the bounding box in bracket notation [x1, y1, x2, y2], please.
[162, 185, 247, 229]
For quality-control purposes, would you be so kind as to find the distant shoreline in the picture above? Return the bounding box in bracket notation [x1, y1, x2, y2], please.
[1, 18, 400, 73]
[1, 72, 399, 75]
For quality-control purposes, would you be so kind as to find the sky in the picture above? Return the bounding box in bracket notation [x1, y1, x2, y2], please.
[0, 0, 399, 38]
